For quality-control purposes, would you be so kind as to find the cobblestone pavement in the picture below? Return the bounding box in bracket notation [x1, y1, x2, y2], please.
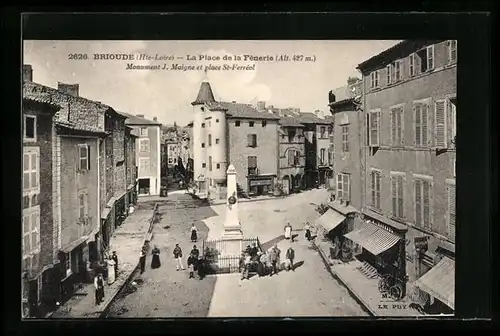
[206, 189, 369, 317]
[106, 193, 218, 318]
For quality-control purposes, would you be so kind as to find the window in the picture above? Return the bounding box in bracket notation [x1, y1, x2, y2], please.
[215, 138, 220, 145]
[24, 115, 36, 142]
[288, 129, 296, 143]
[434, 100, 447, 148]
[414, 177, 432, 229]
[417, 45, 434, 73]
[328, 149, 333, 165]
[247, 156, 257, 175]
[249, 121, 254, 127]
[414, 102, 429, 147]
[139, 139, 149, 152]
[294, 151, 300, 166]
[391, 106, 404, 146]
[139, 158, 149, 171]
[368, 110, 381, 147]
[370, 170, 381, 209]
[235, 120, 241, 127]
[336, 173, 350, 201]
[201, 123, 205, 128]
[209, 156, 212, 171]
[370, 70, 380, 88]
[262, 120, 267, 127]
[208, 134, 212, 146]
[216, 119, 219, 123]
[140, 127, 148, 136]
[448, 98, 457, 146]
[394, 60, 402, 82]
[320, 148, 326, 165]
[22, 206, 40, 257]
[247, 134, 257, 147]
[328, 126, 333, 135]
[409, 54, 415, 77]
[391, 173, 405, 218]
[447, 183, 456, 240]
[64, 253, 71, 277]
[426, 45, 435, 70]
[23, 147, 39, 194]
[448, 40, 457, 63]
[342, 125, 349, 152]
[202, 163, 206, 168]
[78, 191, 88, 219]
[78, 144, 90, 170]
[216, 163, 220, 169]
[321, 126, 328, 138]
[386, 64, 392, 85]
[201, 143, 205, 148]
[288, 150, 299, 166]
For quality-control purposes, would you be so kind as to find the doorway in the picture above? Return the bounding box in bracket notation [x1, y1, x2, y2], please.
[138, 178, 150, 195]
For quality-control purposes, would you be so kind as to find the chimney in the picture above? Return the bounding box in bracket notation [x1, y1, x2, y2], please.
[315, 109, 325, 119]
[57, 82, 79, 97]
[23, 65, 33, 82]
[153, 117, 158, 122]
[232, 100, 236, 103]
[136, 114, 145, 118]
[256, 101, 266, 111]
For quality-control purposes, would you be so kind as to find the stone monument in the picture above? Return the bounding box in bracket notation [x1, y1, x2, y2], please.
[221, 164, 244, 257]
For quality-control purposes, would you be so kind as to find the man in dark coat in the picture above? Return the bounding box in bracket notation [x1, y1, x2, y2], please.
[285, 246, 296, 271]
[111, 251, 118, 276]
[269, 245, 281, 276]
[139, 246, 147, 274]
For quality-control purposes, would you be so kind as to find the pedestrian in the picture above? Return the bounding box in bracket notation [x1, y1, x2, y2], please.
[173, 243, 185, 271]
[304, 222, 312, 241]
[249, 243, 259, 259]
[111, 251, 118, 276]
[284, 222, 293, 240]
[269, 245, 281, 276]
[139, 246, 147, 274]
[197, 256, 206, 280]
[190, 223, 198, 243]
[190, 245, 200, 260]
[256, 252, 266, 277]
[151, 245, 161, 269]
[241, 252, 251, 280]
[187, 254, 196, 279]
[94, 273, 105, 305]
[285, 246, 295, 271]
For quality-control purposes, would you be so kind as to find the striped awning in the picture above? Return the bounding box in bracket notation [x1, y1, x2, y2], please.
[415, 256, 455, 310]
[315, 209, 346, 232]
[344, 222, 400, 255]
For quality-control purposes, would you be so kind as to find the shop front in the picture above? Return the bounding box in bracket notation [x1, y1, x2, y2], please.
[58, 238, 88, 304]
[247, 175, 275, 196]
[115, 192, 127, 228]
[344, 209, 408, 300]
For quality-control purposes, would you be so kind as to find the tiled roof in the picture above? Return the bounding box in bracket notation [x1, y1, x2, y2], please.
[279, 116, 306, 127]
[22, 82, 61, 109]
[295, 112, 332, 125]
[217, 102, 280, 120]
[117, 111, 162, 125]
[191, 81, 216, 105]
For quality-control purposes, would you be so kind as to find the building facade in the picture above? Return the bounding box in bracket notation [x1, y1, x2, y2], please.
[278, 116, 306, 195]
[124, 126, 138, 205]
[119, 113, 162, 196]
[357, 40, 456, 312]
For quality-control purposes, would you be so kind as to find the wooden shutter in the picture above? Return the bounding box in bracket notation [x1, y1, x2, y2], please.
[248, 156, 257, 168]
[397, 107, 403, 145]
[390, 109, 396, 145]
[415, 179, 422, 226]
[435, 100, 447, 148]
[247, 134, 252, 147]
[414, 104, 422, 146]
[423, 180, 430, 229]
[448, 185, 456, 239]
[371, 171, 376, 207]
[86, 144, 90, 170]
[375, 172, 381, 209]
[397, 175, 404, 218]
[343, 174, 350, 201]
[337, 174, 343, 199]
[391, 175, 397, 215]
[422, 103, 429, 146]
[369, 111, 379, 147]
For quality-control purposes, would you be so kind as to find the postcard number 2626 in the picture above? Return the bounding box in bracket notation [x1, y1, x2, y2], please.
[68, 53, 88, 60]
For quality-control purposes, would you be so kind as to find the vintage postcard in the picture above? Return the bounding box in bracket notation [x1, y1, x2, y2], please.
[22, 39, 456, 318]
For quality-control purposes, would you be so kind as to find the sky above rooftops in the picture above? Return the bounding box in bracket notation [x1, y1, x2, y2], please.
[23, 40, 401, 127]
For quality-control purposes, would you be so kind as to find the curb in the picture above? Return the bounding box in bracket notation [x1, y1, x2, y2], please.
[312, 241, 375, 317]
[99, 203, 159, 319]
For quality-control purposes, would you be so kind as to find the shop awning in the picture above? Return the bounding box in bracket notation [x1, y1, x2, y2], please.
[101, 207, 112, 220]
[344, 222, 400, 256]
[415, 257, 455, 310]
[315, 209, 346, 232]
[60, 236, 88, 253]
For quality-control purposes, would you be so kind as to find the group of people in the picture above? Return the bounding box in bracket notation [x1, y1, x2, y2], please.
[94, 251, 119, 306]
[240, 243, 296, 280]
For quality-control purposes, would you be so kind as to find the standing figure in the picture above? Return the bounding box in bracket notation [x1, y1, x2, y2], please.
[190, 245, 200, 259]
[304, 222, 312, 241]
[284, 222, 293, 240]
[151, 245, 161, 269]
[94, 273, 105, 305]
[139, 246, 147, 274]
[197, 256, 206, 280]
[269, 245, 281, 276]
[256, 252, 266, 277]
[285, 246, 296, 271]
[111, 251, 118, 276]
[173, 244, 185, 271]
[190, 223, 198, 243]
[249, 243, 259, 260]
[187, 254, 196, 279]
[241, 253, 252, 280]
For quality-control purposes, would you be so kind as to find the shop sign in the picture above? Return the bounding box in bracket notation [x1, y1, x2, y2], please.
[250, 179, 272, 186]
[414, 236, 429, 253]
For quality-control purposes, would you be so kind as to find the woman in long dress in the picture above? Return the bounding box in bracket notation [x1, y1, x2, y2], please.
[151, 245, 161, 269]
[284, 222, 292, 240]
[304, 222, 312, 241]
[190, 223, 198, 243]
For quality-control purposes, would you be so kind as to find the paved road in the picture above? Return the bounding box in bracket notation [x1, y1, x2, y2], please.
[206, 189, 368, 317]
[106, 194, 218, 318]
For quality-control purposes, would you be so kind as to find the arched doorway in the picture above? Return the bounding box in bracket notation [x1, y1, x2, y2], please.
[282, 175, 290, 195]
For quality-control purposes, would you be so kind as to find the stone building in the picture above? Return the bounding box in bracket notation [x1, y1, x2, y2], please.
[119, 113, 162, 196]
[191, 79, 280, 201]
[124, 126, 138, 205]
[355, 39, 456, 313]
[22, 67, 61, 317]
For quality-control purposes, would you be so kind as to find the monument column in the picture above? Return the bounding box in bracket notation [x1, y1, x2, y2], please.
[221, 164, 244, 256]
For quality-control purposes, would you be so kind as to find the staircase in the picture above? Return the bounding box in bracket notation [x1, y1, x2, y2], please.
[236, 183, 250, 199]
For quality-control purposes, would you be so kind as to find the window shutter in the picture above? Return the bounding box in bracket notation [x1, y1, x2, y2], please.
[76, 145, 81, 171]
[375, 172, 381, 209]
[414, 105, 420, 145]
[343, 174, 349, 201]
[434, 100, 447, 148]
[346, 175, 350, 201]
[390, 109, 396, 145]
[391, 175, 397, 215]
[247, 134, 252, 146]
[86, 145, 91, 169]
[370, 172, 375, 207]
[397, 107, 403, 145]
[337, 174, 343, 199]
[397, 175, 404, 218]
[376, 111, 381, 146]
[423, 103, 429, 145]
[423, 180, 430, 229]
[415, 179, 422, 227]
[448, 184, 456, 239]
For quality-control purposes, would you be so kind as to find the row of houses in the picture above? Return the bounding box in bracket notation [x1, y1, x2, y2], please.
[21, 65, 161, 318]
[320, 39, 456, 314]
[186, 79, 336, 202]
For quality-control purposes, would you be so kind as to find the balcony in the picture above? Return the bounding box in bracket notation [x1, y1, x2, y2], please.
[248, 167, 259, 176]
